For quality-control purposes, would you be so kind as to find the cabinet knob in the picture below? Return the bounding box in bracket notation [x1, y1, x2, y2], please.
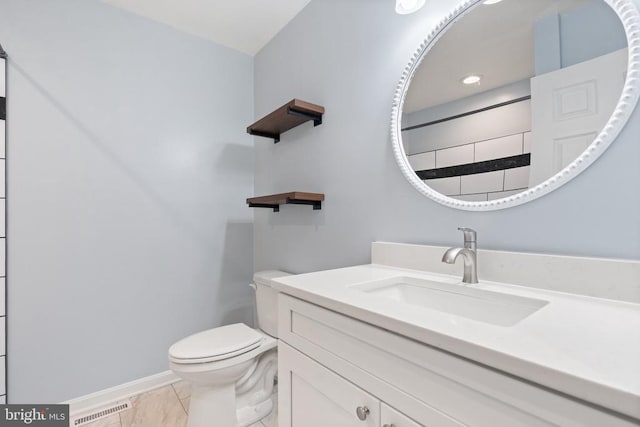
[356, 406, 370, 420]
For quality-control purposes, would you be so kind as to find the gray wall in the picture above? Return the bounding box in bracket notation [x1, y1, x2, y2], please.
[253, 0, 640, 275]
[0, 0, 254, 402]
[535, 0, 627, 74]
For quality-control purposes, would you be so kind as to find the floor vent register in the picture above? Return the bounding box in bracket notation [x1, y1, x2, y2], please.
[71, 400, 132, 426]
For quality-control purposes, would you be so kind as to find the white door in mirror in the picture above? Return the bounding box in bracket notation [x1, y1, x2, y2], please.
[529, 48, 628, 186]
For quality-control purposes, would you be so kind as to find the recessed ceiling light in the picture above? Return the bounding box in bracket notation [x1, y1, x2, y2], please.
[395, 0, 426, 14]
[461, 75, 482, 85]
[483, 0, 504, 4]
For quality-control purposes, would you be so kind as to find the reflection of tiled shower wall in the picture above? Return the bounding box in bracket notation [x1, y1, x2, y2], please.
[1, 46, 6, 403]
[408, 132, 531, 201]
[404, 87, 532, 202]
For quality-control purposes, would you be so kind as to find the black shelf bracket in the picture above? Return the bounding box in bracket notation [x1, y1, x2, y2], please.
[286, 198, 322, 210]
[248, 129, 281, 143]
[248, 199, 322, 212]
[288, 107, 323, 127]
[248, 202, 280, 212]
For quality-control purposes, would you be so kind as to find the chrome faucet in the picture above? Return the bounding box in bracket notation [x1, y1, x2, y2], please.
[442, 227, 478, 284]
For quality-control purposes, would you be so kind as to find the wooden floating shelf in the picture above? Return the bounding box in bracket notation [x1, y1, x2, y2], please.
[247, 99, 325, 143]
[247, 192, 325, 212]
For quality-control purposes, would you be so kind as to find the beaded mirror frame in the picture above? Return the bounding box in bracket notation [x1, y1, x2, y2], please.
[390, 0, 640, 211]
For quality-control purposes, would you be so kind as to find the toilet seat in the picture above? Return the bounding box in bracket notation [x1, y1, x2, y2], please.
[169, 323, 263, 364]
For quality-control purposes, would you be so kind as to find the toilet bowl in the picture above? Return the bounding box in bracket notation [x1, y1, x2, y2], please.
[169, 270, 290, 427]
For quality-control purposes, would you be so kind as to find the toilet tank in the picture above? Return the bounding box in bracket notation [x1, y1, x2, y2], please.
[252, 270, 291, 338]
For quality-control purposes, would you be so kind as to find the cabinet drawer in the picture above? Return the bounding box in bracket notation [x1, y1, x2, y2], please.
[278, 294, 637, 427]
[278, 341, 379, 427]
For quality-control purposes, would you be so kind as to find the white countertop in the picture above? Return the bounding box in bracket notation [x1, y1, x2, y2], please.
[272, 264, 640, 419]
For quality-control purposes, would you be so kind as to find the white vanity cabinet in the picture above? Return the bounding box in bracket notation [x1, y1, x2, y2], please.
[277, 293, 638, 427]
[278, 341, 422, 427]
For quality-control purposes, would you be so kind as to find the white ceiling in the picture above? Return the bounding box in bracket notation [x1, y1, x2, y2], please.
[404, 0, 595, 113]
[102, 0, 312, 56]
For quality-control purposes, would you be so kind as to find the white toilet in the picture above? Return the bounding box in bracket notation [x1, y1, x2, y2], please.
[169, 270, 290, 427]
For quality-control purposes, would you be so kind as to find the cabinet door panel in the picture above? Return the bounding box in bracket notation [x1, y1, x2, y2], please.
[279, 341, 379, 427]
[381, 403, 423, 427]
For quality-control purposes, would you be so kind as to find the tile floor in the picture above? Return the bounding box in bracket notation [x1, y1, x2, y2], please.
[82, 381, 277, 427]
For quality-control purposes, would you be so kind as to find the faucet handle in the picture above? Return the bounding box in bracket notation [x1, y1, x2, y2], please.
[458, 227, 477, 251]
[457, 227, 477, 242]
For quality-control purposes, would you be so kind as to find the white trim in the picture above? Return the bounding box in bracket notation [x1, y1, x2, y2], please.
[63, 370, 180, 416]
[390, 0, 640, 211]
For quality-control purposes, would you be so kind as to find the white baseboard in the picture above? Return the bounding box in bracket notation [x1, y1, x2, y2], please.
[63, 370, 180, 416]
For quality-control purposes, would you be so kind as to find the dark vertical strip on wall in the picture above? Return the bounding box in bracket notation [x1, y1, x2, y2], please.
[1, 42, 7, 403]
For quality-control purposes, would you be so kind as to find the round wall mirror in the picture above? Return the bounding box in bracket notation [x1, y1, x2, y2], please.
[391, 0, 640, 210]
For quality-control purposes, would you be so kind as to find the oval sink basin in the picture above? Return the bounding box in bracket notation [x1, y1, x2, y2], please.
[350, 276, 548, 326]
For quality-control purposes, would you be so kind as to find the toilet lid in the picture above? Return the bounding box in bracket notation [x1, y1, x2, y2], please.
[169, 323, 263, 363]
